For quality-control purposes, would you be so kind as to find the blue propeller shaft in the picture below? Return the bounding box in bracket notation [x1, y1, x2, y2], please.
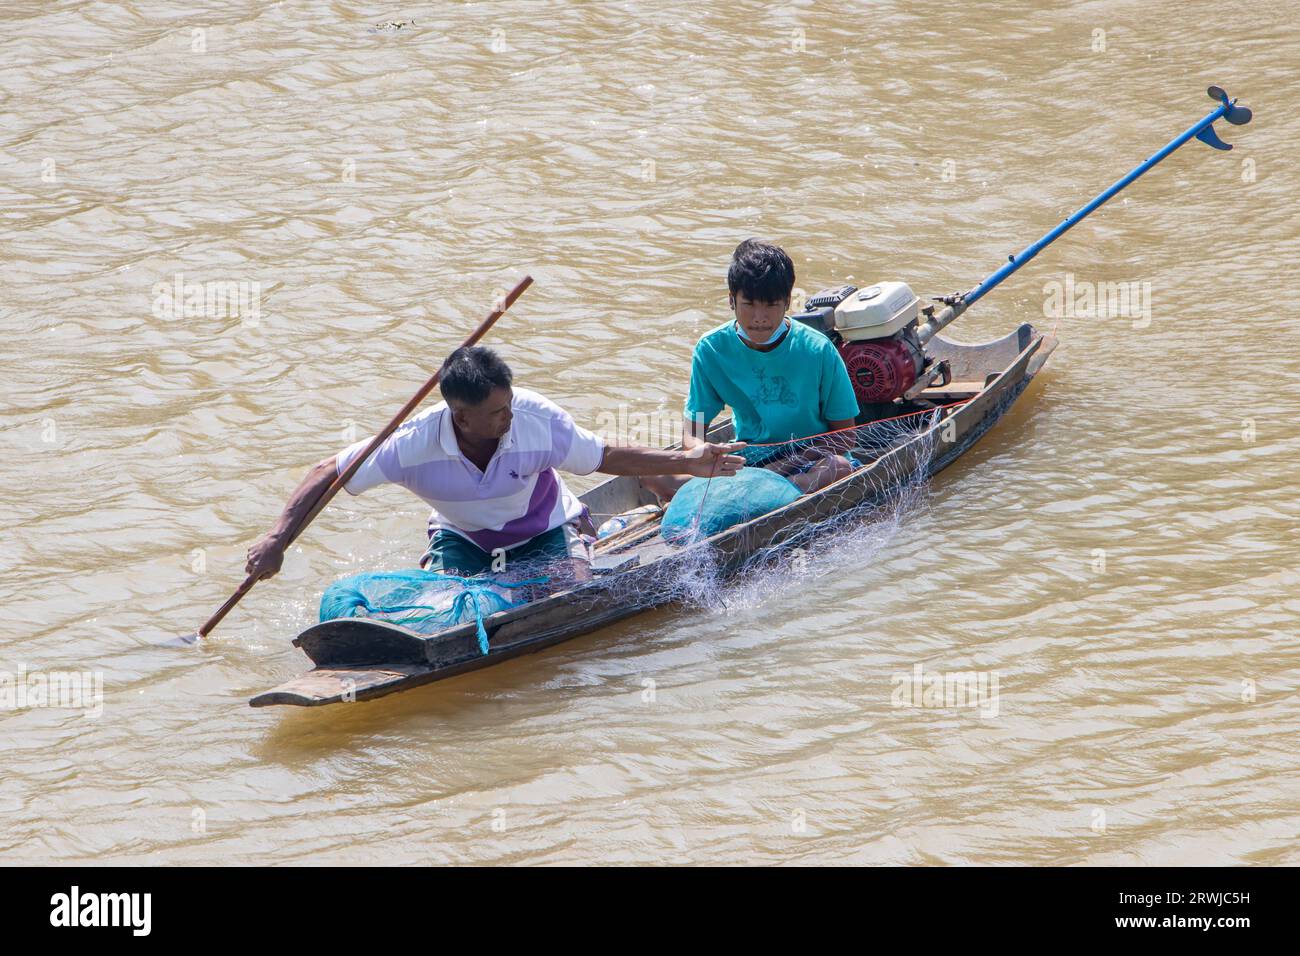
[917, 86, 1252, 342]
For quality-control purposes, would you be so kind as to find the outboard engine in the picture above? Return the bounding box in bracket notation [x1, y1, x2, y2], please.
[789, 284, 856, 336]
[834, 282, 926, 404]
[794, 282, 927, 405]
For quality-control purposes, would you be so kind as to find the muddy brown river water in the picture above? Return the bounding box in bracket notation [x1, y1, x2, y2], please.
[1, 0, 1297, 864]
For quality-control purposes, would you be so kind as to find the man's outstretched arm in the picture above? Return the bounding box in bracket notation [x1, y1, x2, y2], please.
[597, 441, 746, 478]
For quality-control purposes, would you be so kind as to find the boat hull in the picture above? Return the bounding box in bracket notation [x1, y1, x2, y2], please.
[251, 324, 1056, 708]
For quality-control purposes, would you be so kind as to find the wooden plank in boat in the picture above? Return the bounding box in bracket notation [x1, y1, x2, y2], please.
[918, 378, 987, 399]
[250, 663, 433, 707]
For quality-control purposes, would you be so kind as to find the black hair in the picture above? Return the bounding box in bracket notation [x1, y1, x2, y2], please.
[439, 345, 513, 405]
[727, 238, 795, 303]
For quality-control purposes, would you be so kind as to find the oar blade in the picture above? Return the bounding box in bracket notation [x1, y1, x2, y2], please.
[158, 632, 201, 648]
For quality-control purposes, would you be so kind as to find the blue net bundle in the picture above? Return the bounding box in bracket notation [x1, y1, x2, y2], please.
[660, 467, 802, 544]
[319, 569, 543, 654]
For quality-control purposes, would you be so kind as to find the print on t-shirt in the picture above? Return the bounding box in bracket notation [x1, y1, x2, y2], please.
[751, 367, 796, 407]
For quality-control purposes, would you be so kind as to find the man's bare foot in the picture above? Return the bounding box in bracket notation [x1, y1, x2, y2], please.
[638, 474, 689, 502]
[788, 454, 854, 494]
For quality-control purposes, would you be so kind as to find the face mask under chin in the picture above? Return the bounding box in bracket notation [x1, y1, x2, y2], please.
[735, 317, 788, 346]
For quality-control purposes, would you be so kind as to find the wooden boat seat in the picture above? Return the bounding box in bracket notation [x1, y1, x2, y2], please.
[918, 376, 994, 399]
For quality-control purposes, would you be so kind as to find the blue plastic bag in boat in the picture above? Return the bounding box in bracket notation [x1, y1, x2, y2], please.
[660, 467, 802, 545]
[319, 569, 541, 654]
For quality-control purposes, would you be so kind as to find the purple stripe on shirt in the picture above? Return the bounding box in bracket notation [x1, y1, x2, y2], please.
[460, 468, 561, 551]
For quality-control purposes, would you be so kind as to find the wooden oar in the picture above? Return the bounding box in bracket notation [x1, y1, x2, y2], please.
[174, 276, 534, 645]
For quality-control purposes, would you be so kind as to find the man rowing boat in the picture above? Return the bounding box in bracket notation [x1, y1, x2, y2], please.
[245, 346, 745, 582]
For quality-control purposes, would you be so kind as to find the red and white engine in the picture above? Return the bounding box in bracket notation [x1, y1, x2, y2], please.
[795, 282, 927, 405]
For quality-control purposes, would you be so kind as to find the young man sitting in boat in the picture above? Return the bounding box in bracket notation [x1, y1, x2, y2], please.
[642, 238, 860, 502]
[244, 346, 745, 583]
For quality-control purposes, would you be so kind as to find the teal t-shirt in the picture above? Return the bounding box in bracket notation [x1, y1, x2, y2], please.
[684, 319, 860, 444]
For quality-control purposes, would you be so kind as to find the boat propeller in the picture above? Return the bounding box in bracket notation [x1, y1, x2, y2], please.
[1195, 86, 1254, 150]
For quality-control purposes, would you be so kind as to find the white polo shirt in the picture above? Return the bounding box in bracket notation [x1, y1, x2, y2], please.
[336, 387, 606, 551]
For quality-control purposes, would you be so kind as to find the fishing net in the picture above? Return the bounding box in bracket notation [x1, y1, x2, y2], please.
[632, 403, 953, 610]
[317, 401, 964, 653]
[558, 401, 960, 621]
[656, 403, 946, 545]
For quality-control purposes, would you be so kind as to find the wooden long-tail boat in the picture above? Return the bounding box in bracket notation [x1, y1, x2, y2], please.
[250, 323, 1056, 707]
[248, 85, 1250, 708]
